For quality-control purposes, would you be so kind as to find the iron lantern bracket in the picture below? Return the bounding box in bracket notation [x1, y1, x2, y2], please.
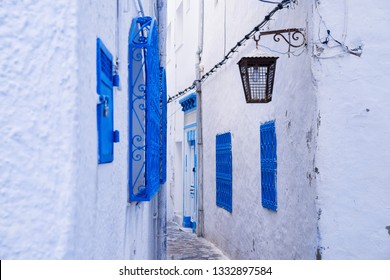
[254, 28, 306, 54]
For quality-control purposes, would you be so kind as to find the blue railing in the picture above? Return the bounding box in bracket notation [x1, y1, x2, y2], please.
[216, 132, 233, 212]
[128, 16, 162, 201]
[260, 120, 277, 211]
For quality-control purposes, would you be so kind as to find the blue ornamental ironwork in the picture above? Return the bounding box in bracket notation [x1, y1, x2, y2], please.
[129, 16, 162, 202]
[260, 120, 277, 211]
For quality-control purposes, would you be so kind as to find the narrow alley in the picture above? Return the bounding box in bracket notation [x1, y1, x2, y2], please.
[1, 0, 390, 262]
[167, 222, 228, 260]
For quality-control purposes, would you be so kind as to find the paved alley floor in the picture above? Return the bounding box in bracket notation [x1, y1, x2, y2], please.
[167, 221, 229, 260]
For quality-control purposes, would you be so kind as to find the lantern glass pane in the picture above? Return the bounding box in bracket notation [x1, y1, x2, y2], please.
[248, 65, 268, 102]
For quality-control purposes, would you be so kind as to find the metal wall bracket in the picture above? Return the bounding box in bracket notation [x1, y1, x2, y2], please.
[255, 28, 306, 56]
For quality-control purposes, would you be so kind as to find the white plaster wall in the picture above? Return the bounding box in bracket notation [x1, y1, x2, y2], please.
[0, 0, 79, 259]
[201, 0, 318, 259]
[313, 0, 390, 259]
[74, 0, 159, 260]
[0, 0, 163, 259]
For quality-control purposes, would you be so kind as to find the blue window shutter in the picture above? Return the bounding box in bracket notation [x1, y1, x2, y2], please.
[260, 120, 277, 211]
[129, 17, 161, 202]
[96, 38, 117, 164]
[160, 67, 167, 184]
[216, 132, 233, 213]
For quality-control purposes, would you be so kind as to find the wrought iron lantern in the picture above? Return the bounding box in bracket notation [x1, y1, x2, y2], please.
[238, 50, 279, 103]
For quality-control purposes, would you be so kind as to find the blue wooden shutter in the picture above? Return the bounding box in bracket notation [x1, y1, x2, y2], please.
[96, 38, 117, 164]
[260, 120, 277, 211]
[216, 132, 232, 212]
[129, 17, 161, 201]
[160, 67, 167, 184]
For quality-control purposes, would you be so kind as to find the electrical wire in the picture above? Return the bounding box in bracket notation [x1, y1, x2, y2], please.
[313, 0, 362, 58]
[258, 44, 305, 56]
[167, 0, 292, 103]
[259, 0, 283, 4]
[168, 105, 183, 119]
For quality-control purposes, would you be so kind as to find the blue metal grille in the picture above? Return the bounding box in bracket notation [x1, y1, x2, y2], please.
[129, 17, 161, 201]
[260, 120, 277, 211]
[216, 132, 232, 213]
[160, 67, 167, 184]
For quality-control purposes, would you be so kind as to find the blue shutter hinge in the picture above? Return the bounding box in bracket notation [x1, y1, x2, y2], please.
[113, 74, 120, 87]
[113, 130, 120, 143]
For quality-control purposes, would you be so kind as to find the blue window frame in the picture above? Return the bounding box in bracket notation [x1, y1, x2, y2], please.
[260, 120, 277, 211]
[129, 17, 163, 202]
[96, 38, 119, 164]
[216, 132, 232, 213]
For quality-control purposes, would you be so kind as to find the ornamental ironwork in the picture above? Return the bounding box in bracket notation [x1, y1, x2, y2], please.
[257, 28, 306, 55]
[129, 16, 162, 202]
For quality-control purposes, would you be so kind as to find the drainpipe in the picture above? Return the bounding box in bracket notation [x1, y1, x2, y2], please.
[196, 0, 204, 238]
[137, 0, 145, 17]
[156, 0, 167, 260]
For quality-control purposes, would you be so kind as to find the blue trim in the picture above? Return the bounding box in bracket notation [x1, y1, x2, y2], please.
[183, 107, 196, 114]
[186, 130, 196, 146]
[184, 123, 197, 130]
[192, 221, 197, 233]
[179, 93, 197, 113]
[260, 120, 277, 211]
[183, 216, 193, 228]
[194, 107, 199, 230]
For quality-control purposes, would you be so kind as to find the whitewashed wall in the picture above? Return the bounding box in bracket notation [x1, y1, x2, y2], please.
[0, 0, 79, 259]
[201, 0, 318, 259]
[313, 0, 390, 259]
[0, 0, 163, 259]
[166, 0, 199, 225]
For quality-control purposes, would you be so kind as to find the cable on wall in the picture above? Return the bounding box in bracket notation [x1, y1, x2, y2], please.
[313, 0, 362, 59]
[167, 0, 293, 104]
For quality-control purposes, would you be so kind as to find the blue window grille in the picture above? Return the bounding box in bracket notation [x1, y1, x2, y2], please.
[160, 67, 167, 184]
[96, 38, 119, 164]
[260, 120, 277, 211]
[216, 132, 232, 213]
[129, 17, 162, 201]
